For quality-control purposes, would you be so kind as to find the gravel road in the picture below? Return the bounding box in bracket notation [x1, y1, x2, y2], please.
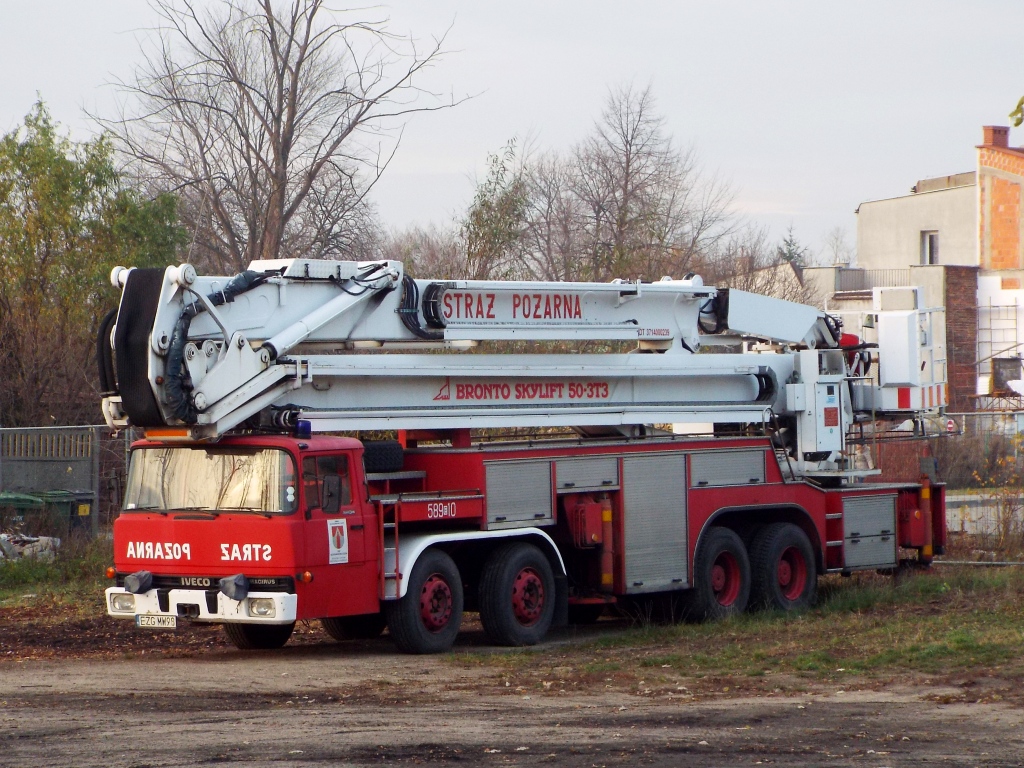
[1, 636, 1022, 767]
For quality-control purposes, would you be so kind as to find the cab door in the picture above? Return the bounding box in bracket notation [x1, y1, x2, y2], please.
[302, 452, 379, 616]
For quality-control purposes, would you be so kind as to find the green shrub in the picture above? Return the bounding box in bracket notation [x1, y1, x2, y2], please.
[0, 534, 112, 589]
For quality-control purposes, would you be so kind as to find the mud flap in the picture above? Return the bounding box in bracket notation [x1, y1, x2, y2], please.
[553, 573, 569, 628]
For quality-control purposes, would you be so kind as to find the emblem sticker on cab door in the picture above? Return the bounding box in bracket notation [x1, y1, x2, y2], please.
[328, 519, 349, 564]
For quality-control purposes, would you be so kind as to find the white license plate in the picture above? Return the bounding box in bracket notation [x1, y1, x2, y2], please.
[136, 614, 177, 629]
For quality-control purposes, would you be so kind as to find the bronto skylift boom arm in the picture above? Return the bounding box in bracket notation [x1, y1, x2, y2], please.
[100, 258, 934, 480]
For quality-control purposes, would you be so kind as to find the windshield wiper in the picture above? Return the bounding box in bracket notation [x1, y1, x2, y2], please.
[124, 505, 166, 514]
[225, 507, 274, 518]
[125, 505, 223, 516]
[171, 506, 220, 517]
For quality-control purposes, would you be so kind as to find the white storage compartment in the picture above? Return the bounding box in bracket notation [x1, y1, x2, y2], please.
[842, 495, 897, 569]
[555, 457, 619, 492]
[484, 460, 553, 529]
[623, 454, 688, 593]
[690, 450, 765, 487]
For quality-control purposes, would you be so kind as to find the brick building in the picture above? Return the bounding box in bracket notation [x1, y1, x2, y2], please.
[805, 125, 1024, 414]
[978, 125, 1024, 272]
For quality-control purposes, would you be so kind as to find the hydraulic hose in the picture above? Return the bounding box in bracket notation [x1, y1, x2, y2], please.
[398, 275, 444, 340]
[165, 270, 269, 423]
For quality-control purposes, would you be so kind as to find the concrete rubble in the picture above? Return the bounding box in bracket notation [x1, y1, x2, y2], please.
[0, 533, 60, 561]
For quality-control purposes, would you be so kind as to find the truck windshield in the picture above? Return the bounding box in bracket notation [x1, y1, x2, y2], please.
[123, 446, 298, 514]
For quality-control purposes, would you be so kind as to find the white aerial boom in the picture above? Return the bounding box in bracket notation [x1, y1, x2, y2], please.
[99, 259, 944, 479]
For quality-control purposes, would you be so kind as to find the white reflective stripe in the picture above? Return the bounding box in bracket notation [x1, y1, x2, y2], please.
[391, 528, 566, 600]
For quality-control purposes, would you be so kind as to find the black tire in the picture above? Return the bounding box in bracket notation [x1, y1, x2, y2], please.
[321, 613, 387, 641]
[685, 526, 751, 621]
[223, 622, 295, 650]
[384, 549, 463, 654]
[567, 603, 605, 625]
[749, 522, 817, 611]
[479, 543, 556, 646]
[362, 440, 404, 473]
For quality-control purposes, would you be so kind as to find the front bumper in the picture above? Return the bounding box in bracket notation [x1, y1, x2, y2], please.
[105, 586, 297, 624]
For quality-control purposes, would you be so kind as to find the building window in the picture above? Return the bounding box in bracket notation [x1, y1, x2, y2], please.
[920, 231, 939, 265]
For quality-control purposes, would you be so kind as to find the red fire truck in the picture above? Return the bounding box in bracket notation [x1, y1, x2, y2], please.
[100, 259, 946, 653]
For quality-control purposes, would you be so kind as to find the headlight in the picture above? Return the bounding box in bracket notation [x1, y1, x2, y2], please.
[248, 598, 276, 618]
[110, 593, 136, 613]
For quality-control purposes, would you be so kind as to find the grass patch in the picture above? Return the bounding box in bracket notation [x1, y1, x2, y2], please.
[701, 569, 1024, 677]
[451, 567, 1024, 692]
[0, 535, 112, 598]
[858, 630, 1016, 674]
[792, 649, 837, 672]
[579, 660, 621, 675]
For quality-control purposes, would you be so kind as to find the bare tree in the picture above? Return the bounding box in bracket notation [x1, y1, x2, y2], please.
[103, 0, 452, 272]
[821, 225, 855, 266]
[569, 84, 734, 282]
[390, 86, 742, 292]
[705, 227, 822, 305]
[382, 223, 463, 279]
[511, 85, 735, 284]
[521, 152, 588, 281]
[382, 142, 529, 281]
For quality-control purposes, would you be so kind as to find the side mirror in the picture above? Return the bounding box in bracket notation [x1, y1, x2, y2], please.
[322, 474, 342, 514]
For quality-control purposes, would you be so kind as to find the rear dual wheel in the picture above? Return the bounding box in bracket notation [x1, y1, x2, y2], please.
[686, 526, 751, 621]
[749, 523, 816, 611]
[479, 543, 556, 646]
[384, 549, 464, 654]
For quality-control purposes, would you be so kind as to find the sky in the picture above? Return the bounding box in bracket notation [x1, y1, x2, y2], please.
[1, 0, 1022, 262]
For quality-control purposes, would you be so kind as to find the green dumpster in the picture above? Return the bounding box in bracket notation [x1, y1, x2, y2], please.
[0, 489, 96, 538]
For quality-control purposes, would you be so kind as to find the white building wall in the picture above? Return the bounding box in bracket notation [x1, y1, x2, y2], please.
[976, 275, 1024, 390]
[856, 185, 977, 270]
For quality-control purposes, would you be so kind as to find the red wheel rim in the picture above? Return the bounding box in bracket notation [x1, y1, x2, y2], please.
[419, 574, 453, 632]
[709, 551, 741, 607]
[511, 567, 545, 626]
[777, 545, 808, 601]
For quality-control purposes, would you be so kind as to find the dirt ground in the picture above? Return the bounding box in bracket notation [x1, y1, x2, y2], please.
[1, 611, 1023, 767]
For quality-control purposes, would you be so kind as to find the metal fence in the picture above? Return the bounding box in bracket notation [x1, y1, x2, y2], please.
[834, 268, 912, 292]
[0, 426, 133, 536]
[935, 412, 1024, 555]
[948, 410, 1024, 436]
[946, 492, 1024, 535]
[0, 418, 1020, 549]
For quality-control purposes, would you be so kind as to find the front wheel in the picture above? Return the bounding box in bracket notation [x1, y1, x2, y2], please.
[749, 523, 817, 611]
[223, 622, 295, 650]
[479, 543, 556, 646]
[685, 526, 751, 621]
[384, 549, 463, 654]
